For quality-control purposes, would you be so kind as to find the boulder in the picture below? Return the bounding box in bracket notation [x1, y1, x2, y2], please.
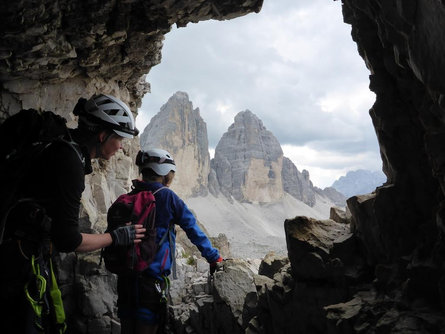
[284, 216, 350, 281]
[329, 206, 350, 225]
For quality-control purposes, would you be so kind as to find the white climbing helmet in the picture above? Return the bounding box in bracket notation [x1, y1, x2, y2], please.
[83, 94, 139, 138]
[136, 148, 176, 176]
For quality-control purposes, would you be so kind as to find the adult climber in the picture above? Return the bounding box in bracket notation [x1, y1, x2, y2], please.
[0, 94, 145, 333]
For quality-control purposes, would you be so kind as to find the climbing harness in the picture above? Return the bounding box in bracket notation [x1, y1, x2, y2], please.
[157, 275, 170, 303]
[24, 255, 48, 331]
[49, 259, 67, 333]
[24, 253, 67, 333]
[22, 243, 67, 333]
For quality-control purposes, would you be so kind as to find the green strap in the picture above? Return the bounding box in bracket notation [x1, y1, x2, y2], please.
[159, 275, 170, 303]
[24, 255, 47, 330]
[24, 256, 67, 333]
[49, 259, 67, 333]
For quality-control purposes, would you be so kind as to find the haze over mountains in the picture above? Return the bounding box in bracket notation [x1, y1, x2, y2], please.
[331, 169, 387, 198]
[140, 92, 348, 257]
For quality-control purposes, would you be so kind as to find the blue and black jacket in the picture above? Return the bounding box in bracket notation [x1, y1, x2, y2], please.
[132, 180, 220, 279]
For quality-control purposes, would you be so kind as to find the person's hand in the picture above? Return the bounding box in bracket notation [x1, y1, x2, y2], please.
[209, 256, 224, 275]
[110, 224, 146, 246]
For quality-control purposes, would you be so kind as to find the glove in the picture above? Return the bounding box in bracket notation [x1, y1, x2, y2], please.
[110, 225, 136, 246]
[209, 256, 224, 275]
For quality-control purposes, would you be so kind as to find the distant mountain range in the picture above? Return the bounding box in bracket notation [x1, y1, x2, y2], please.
[139, 92, 347, 257]
[140, 91, 346, 207]
[331, 169, 387, 198]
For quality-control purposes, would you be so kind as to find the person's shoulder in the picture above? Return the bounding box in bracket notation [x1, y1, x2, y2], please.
[47, 139, 86, 167]
[156, 186, 176, 198]
[157, 187, 183, 202]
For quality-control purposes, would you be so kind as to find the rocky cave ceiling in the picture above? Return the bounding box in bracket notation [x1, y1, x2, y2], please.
[0, 0, 263, 117]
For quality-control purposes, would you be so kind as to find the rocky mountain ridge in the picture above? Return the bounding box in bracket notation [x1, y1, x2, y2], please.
[140, 92, 211, 198]
[331, 169, 387, 198]
[141, 91, 346, 208]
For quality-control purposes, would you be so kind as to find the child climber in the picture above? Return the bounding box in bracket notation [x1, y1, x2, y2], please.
[116, 148, 223, 334]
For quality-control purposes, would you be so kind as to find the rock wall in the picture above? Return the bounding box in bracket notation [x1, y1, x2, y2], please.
[177, 210, 444, 334]
[213, 110, 284, 203]
[341, 0, 445, 315]
[282, 157, 316, 206]
[140, 92, 210, 198]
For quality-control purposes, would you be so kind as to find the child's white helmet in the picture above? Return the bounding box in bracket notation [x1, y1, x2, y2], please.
[136, 148, 176, 176]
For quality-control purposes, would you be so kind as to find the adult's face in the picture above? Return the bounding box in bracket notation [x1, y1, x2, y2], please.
[99, 131, 124, 160]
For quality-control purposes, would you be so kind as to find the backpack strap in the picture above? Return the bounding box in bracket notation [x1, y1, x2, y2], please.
[152, 186, 168, 195]
[58, 129, 85, 169]
[151, 186, 177, 279]
[153, 186, 171, 247]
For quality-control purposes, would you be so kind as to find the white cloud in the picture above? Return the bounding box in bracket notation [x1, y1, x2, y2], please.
[137, 0, 380, 187]
[282, 144, 382, 188]
[209, 148, 215, 159]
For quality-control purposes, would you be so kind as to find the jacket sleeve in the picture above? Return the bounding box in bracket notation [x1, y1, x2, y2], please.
[47, 142, 84, 252]
[172, 193, 220, 263]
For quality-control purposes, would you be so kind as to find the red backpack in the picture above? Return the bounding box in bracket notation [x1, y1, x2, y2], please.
[102, 186, 167, 275]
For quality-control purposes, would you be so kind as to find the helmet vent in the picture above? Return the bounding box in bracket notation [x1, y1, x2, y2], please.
[108, 109, 121, 116]
[96, 98, 113, 106]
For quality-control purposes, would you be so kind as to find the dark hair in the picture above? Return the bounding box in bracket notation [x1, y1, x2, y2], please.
[73, 98, 88, 117]
[72, 97, 112, 147]
[73, 98, 103, 134]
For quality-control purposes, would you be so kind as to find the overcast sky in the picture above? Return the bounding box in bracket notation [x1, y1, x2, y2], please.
[137, 0, 382, 188]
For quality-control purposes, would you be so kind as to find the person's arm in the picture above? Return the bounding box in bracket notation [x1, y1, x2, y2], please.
[75, 224, 147, 253]
[48, 143, 85, 252]
[171, 193, 220, 263]
[76, 233, 113, 252]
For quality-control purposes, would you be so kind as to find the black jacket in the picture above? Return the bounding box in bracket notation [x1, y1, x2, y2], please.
[21, 134, 92, 252]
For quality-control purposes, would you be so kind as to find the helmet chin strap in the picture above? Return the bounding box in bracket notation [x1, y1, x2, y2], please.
[94, 132, 113, 159]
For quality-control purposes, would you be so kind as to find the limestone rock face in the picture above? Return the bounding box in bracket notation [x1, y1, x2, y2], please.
[318, 186, 347, 207]
[213, 110, 284, 202]
[211, 110, 343, 206]
[339, 0, 445, 327]
[285, 216, 351, 281]
[169, 258, 260, 334]
[140, 92, 210, 198]
[281, 157, 316, 206]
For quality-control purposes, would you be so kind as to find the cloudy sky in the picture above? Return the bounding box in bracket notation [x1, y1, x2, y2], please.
[137, 0, 382, 188]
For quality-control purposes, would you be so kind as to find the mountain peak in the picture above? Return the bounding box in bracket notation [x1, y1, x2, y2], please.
[213, 109, 284, 202]
[233, 110, 265, 130]
[140, 92, 210, 198]
[171, 91, 190, 101]
[140, 92, 344, 207]
[331, 169, 386, 197]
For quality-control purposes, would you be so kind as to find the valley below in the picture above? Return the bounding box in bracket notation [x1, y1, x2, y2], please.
[186, 192, 335, 258]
